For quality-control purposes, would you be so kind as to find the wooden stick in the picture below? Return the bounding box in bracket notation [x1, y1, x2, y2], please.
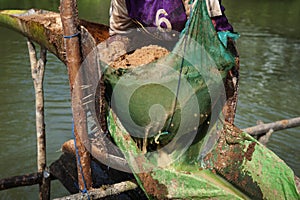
[0, 172, 42, 191]
[223, 38, 240, 124]
[60, 0, 92, 190]
[0, 172, 56, 191]
[258, 128, 274, 146]
[243, 117, 300, 136]
[27, 40, 50, 200]
[53, 181, 138, 200]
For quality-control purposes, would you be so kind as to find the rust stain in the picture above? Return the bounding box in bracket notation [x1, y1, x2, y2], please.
[245, 142, 256, 161]
[138, 172, 168, 199]
[204, 124, 263, 199]
[132, 155, 168, 198]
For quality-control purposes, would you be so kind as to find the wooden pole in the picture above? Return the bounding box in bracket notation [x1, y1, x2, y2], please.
[27, 40, 50, 200]
[223, 38, 240, 124]
[59, 0, 92, 191]
[243, 117, 300, 136]
[0, 172, 56, 191]
[53, 181, 138, 200]
[0, 172, 42, 191]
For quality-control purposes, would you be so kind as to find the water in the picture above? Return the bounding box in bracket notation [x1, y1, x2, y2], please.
[0, 0, 299, 199]
[0, 31, 72, 199]
[224, 0, 300, 177]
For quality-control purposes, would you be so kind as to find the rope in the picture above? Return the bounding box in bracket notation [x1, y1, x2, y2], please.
[165, 1, 195, 133]
[63, 32, 80, 39]
[72, 120, 90, 200]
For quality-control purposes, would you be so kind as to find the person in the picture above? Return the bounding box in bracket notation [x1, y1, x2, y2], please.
[109, 0, 233, 35]
[105, 0, 234, 61]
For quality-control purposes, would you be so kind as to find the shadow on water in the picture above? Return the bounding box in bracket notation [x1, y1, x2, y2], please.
[0, 0, 299, 199]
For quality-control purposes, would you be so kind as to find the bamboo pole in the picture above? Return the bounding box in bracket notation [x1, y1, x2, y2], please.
[59, 0, 92, 191]
[243, 117, 300, 136]
[53, 181, 138, 200]
[27, 40, 51, 200]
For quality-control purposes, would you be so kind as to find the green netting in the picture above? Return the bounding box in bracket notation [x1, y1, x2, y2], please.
[104, 0, 235, 148]
[104, 0, 237, 196]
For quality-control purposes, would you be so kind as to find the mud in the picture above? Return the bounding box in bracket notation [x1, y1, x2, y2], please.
[109, 45, 170, 69]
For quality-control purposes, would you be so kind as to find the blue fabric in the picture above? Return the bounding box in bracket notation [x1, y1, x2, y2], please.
[217, 31, 240, 47]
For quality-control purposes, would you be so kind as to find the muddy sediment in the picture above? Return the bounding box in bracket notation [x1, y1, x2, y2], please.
[109, 45, 170, 69]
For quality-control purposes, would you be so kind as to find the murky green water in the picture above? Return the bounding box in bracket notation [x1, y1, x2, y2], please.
[225, 0, 300, 178]
[0, 0, 299, 199]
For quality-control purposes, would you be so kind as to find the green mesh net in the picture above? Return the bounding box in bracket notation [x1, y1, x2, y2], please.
[104, 0, 235, 152]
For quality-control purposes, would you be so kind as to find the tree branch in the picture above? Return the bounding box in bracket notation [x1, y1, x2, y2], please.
[27, 40, 50, 200]
[53, 181, 138, 200]
[243, 117, 300, 136]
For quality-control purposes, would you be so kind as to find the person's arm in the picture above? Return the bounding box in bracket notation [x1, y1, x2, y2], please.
[206, 0, 222, 17]
[109, 0, 135, 36]
[182, 0, 222, 18]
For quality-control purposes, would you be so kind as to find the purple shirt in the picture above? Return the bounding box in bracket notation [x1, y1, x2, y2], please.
[211, 2, 234, 32]
[125, 0, 187, 32]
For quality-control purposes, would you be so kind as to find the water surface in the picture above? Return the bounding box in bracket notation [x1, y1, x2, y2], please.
[0, 0, 299, 199]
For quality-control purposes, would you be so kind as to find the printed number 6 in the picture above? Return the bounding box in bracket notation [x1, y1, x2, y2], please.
[155, 9, 172, 32]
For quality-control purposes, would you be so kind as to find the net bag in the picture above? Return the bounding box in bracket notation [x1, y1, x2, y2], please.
[104, 0, 235, 153]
